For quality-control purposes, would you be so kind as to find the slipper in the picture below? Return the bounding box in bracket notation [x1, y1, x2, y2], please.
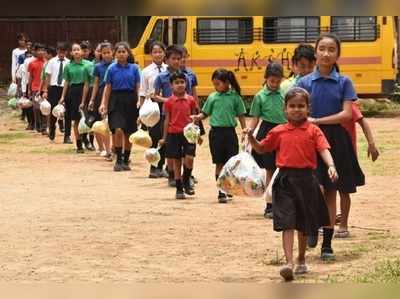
[335, 229, 350, 238]
[294, 264, 308, 275]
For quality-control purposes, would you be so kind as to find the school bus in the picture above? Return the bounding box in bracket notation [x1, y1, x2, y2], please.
[132, 16, 398, 97]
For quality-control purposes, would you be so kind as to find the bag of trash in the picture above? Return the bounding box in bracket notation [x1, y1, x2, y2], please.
[183, 122, 200, 144]
[8, 97, 18, 109]
[17, 97, 32, 109]
[78, 111, 91, 134]
[52, 104, 65, 119]
[7, 83, 17, 97]
[139, 99, 160, 127]
[129, 128, 152, 148]
[92, 119, 110, 137]
[39, 99, 51, 116]
[144, 147, 161, 167]
[217, 152, 266, 198]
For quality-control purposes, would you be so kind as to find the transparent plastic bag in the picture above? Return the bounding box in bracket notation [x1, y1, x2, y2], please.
[139, 99, 160, 127]
[7, 83, 17, 97]
[40, 99, 51, 116]
[183, 122, 200, 144]
[144, 147, 161, 167]
[52, 104, 65, 119]
[78, 111, 91, 134]
[217, 152, 266, 198]
[265, 168, 279, 203]
[8, 97, 18, 109]
[129, 128, 152, 148]
[17, 97, 32, 109]
[92, 119, 110, 137]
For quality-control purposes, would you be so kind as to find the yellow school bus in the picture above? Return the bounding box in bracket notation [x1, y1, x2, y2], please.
[132, 16, 398, 96]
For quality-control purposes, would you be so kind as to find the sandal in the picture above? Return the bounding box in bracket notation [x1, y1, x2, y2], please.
[294, 264, 308, 275]
[335, 229, 350, 238]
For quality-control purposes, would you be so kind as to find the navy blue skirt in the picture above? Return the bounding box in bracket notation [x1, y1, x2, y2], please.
[252, 120, 279, 170]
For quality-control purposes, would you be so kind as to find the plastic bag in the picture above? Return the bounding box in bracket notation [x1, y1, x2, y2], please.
[144, 147, 161, 167]
[92, 120, 110, 137]
[8, 97, 18, 109]
[217, 152, 266, 198]
[129, 128, 152, 148]
[183, 122, 200, 144]
[7, 83, 17, 97]
[17, 97, 32, 109]
[52, 104, 65, 119]
[40, 99, 51, 116]
[265, 168, 279, 203]
[139, 99, 160, 127]
[78, 112, 91, 134]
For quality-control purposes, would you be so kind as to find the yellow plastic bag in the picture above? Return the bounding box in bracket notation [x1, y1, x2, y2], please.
[129, 128, 152, 148]
[92, 120, 110, 137]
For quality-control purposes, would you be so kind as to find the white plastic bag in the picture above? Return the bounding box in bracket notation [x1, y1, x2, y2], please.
[17, 97, 32, 109]
[78, 111, 91, 134]
[183, 122, 200, 144]
[52, 104, 65, 119]
[7, 83, 17, 97]
[40, 99, 51, 116]
[265, 168, 280, 203]
[129, 128, 152, 148]
[217, 152, 266, 198]
[144, 147, 161, 167]
[139, 99, 160, 127]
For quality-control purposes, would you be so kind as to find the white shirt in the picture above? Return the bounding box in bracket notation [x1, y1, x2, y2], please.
[45, 56, 70, 87]
[139, 62, 167, 98]
[11, 47, 27, 81]
[20, 56, 35, 93]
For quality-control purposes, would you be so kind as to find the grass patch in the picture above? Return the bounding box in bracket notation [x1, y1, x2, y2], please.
[29, 147, 76, 154]
[359, 100, 400, 117]
[354, 259, 400, 283]
[0, 132, 28, 143]
[264, 250, 285, 266]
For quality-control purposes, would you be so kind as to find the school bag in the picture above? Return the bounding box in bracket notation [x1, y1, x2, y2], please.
[139, 99, 160, 127]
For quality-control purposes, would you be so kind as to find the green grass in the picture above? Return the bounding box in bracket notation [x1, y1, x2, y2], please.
[29, 147, 77, 154]
[359, 100, 400, 117]
[0, 132, 28, 144]
[354, 259, 400, 283]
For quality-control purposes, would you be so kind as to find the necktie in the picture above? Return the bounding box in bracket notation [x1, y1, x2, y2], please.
[57, 59, 64, 85]
[157, 65, 162, 73]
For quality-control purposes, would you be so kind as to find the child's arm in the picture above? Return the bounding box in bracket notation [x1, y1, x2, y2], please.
[88, 77, 100, 111]
[245, 128, 267, 154]
[190, 112, 206, 122]
[99, 83, 111, 116]
[59, 81, 69, 105]
[238, 115, 247, 143]
[319, 149, 338, 181]
[152, 90, 168, 103]
[159, 111, 170, 146]
[42, 73, 51, 99]
[358, 118, 379, 161]
[248, 116, 259, 131]
[80, 82, 89, 110]
[311, 101, 352, 125]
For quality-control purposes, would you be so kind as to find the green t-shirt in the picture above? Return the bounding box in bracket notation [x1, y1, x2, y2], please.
[280, 75, 300, 96]
[86, 60, 96, 86]
[63, 59, 90, 85]
[41, 61, 49, 81]
[250, 87, 287, 124]
[202, 89, 246, 127]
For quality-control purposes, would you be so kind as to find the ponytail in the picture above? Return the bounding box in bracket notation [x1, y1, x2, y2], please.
[333, 62, 340, 73]
[211, 68, 242, 95]
[227, 71, 241, 95]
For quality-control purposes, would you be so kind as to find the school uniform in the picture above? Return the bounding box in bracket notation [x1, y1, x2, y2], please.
[91, 61, 112, 121]
[139, 62, 167, 99]
[105, 62, 140, 135]
[28, 57, 46, 132]
[280, 74, 301, 96]
[341, 102, 363, 154]
[63, 59, 91, 138]
[260, 121, 331, 234]
[164, 94, 197, 159]
[250, 86, 287, 170]
[45, 56, 70, 140]
[11, 48, 27, 82]
[297, 68, 365, 193]
[202, 89, 246, 164]
[152, 68, 192, 170]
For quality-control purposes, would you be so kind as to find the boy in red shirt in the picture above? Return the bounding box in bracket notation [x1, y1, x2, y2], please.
[160, 71, 198, 199]
[28, 43, 46, 134]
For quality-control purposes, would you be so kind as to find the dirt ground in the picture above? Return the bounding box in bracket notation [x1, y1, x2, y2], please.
[1, 94, 400, 282]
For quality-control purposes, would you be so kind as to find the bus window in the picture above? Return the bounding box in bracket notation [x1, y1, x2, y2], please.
[196, 18, 253, 44]
[263, 17, 320, 43]
[145, 19, 164, 54]
[331, 16, 378, 41]
[173, 18, 187, 45]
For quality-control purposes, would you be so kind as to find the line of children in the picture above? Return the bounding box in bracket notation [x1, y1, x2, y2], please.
[160, 71, 198, 199]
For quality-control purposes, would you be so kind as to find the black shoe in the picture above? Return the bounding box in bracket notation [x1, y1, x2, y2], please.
[149, 167, 159, 178]
[76, 148, 84, 154]
[41, 130, 48, 136]
[26, 125, 34, 130]
[64, 136, 73, 144]
[321, 247, 335, 261]
[159, 169, 169, 178]
[84, 142, 95, 151]
[121, 161, 131, 171]
[264, 204, 273, 219]
[184, 184, 195, 196]
[114, 162, 124, 172]
[49, 131, 55, 141]
[218, 191, 228, 203]
[307, 233, 319, 248]
[176, 189, 186, 200]
[168, 178, 176, 187]
[191, 175, 198, 184]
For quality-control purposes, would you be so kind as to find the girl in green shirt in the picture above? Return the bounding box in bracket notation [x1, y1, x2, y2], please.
[192, 68, 247, 203]
[249, 62, 286, 218]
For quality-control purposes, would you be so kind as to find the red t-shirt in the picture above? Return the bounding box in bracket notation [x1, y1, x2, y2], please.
[260, 121, 330, 169]
[27, 57, 45, 92]
[164, 94, 198, 133]
[341, 102, 363, 153]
